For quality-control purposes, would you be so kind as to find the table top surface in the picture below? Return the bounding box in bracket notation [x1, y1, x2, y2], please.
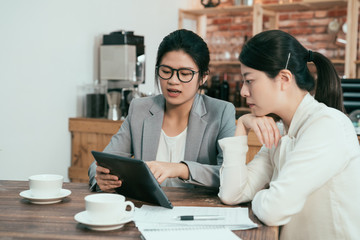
[0, 180, 278, 240]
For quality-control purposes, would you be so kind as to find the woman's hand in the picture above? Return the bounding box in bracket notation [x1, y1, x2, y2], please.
[237, 114, 281, 149]
[95, 162, 122, 192]
[146, 161, 189, 184]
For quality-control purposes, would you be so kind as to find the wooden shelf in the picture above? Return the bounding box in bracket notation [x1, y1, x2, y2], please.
[180, 5, 253, 15]
[212, 59, 345, 66]
[330, 59, 346, 64]
[180, 0, 347, 15]
[179, 0, 359, 78]
[210, 60, 241, 66]
[262, 0, 347, 12]
[69, 117, 122, 134]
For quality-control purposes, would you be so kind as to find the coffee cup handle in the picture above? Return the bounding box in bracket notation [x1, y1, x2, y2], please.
[125, 201, 135, 213]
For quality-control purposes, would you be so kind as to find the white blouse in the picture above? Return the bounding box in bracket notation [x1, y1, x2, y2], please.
[218, 94, 360, 240]
[156, 127, 188, 187]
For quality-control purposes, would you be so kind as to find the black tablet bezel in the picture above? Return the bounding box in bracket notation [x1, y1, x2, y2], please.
[91, 151, 173, 209]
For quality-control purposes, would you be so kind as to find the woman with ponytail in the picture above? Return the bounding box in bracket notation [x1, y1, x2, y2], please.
[218, 30, 360, 240]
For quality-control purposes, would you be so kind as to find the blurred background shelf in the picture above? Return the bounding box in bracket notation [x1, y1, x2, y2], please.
[179, 0, 359, 79]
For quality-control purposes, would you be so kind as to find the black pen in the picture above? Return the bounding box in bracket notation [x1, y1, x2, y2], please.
[175, 215, 225, 221]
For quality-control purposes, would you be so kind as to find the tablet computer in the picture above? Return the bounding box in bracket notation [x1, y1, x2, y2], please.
[91, 151, 173, 209]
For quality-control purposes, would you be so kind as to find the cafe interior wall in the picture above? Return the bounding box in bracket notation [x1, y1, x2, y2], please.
[0, 0, 198, 182]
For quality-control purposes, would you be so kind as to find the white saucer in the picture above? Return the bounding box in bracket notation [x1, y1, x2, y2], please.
[19, 189, 71, 204]
[74, 211, 133, 231]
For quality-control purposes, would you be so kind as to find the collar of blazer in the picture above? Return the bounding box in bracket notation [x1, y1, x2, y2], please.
[148, 94, 207, 117]
[142, 94, 208, 162]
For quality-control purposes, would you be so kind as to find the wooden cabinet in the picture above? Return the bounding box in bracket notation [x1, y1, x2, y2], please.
[179, 0, 359, 78]
[68, 118, 122, 182]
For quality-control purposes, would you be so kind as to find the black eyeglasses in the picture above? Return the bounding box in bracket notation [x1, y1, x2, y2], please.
[156, 65, 199, 83]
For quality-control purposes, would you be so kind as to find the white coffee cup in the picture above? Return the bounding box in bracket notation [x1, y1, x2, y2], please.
[29, 174, 64, 198]
[85, 193, 135, 224]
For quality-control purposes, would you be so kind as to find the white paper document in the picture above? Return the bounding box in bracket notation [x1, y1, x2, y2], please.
[134, 205, 258, 231]
[140, 226, 242, 240]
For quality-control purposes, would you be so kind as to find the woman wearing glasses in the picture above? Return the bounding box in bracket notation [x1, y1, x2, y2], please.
[218, 30, 360, 239]
[89, 29, 236, 192]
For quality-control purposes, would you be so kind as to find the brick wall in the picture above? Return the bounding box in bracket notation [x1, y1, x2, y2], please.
[204, 0, 360, 106]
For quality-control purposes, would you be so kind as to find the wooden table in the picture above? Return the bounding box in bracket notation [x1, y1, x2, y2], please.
[0, 180, 278, 240]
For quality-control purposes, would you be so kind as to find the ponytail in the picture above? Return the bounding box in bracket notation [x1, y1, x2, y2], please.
[311, 52, 345, 113]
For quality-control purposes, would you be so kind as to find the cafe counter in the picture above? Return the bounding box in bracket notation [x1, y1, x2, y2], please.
[68, 117, 360, 183]
[68, 118, 123, 182]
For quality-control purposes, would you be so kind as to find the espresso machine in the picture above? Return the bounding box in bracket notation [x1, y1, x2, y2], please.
[99, 30, 145, 119]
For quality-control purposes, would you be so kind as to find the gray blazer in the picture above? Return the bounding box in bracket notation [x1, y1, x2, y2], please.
[88, 94, 236, 191]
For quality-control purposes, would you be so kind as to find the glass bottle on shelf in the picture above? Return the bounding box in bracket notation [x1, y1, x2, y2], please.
[234, 81, 242, 107]
[220, 73, 230, 101]
[208, 75, 221, 99]
[198, 80, 209, 95]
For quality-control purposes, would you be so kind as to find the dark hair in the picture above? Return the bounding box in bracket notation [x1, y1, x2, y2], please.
[239, 29, 345, 113]
[155, 29, 210, 87]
